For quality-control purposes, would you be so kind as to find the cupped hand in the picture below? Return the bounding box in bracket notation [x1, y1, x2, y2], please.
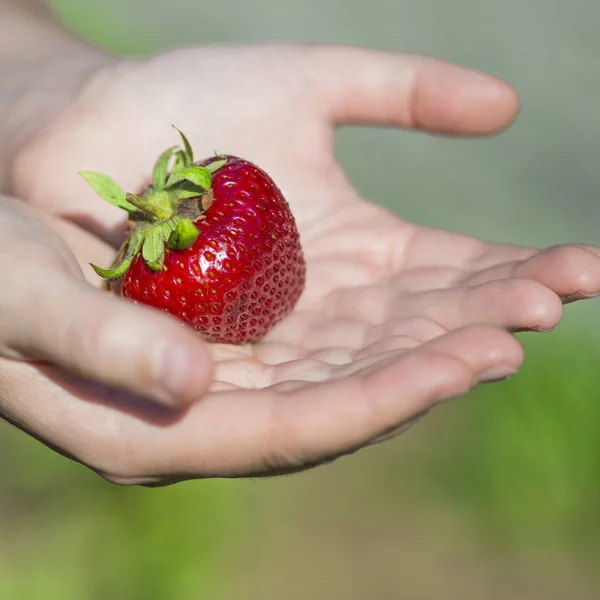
[4, 45, 600, 484]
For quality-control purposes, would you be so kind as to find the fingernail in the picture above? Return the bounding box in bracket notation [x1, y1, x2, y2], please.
[479, 366, 518, 383]
[154, 342, 193, 406]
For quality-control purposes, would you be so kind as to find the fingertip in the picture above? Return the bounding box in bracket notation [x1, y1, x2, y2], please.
[413, 59, 521, 135]
[473, 72, 521, 133]
[510, 278, 564, 332]
[151, 325, 214, 409]
[499, 327, 525, 367]
[311, 46, 521, 136]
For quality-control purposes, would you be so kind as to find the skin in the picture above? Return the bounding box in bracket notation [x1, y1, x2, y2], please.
[2, 5, 600, 485]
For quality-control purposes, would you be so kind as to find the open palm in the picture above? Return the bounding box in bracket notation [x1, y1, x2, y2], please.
[5, 45, 600, 484]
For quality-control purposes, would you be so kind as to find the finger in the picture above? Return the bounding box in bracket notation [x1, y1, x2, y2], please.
[99, 349, 478, 480]
[343, 324, 521, 379]
[465, 244, 600, 302]
[327, 278, 563, 332]
[1, 272, 213, 409]
[415, 324, 523, 381]
[350, 336, 422, 360]
[414, 279, 563, 332]
[308, 47, 520, 135]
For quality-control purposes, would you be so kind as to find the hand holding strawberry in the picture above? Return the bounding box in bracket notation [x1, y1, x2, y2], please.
[3, 42, 600, 485]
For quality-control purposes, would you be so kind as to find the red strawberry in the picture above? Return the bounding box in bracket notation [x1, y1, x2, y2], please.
[80, 127, 305, 344]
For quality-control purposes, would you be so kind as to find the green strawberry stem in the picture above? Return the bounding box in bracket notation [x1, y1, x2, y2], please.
[83, 126, 227, 281]
[124, 193, 172, 221]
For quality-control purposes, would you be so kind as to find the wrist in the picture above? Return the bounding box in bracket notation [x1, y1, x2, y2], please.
[0, 3, 117, 190]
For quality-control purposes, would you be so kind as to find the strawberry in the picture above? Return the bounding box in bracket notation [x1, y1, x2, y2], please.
[80, 126, 305, 344]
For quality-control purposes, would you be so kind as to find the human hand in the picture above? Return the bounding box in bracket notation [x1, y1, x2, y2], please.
[0, 194, 215, 406]
[5, 45, 600, 484]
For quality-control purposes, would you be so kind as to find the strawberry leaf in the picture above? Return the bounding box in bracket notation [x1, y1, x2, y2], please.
[90, 229, 144, 284]
[152, 145, 177, 191]
[79, 171, 137, 214]
[168, 218, 199, 250]
[160, 217, 180, 241]
[126, 229, 145, 259]
[206, 157, 227, 174]
[175, 166, 212, 190]
[172, 125, 193, 167]
[176, 187, 204, 200]
[142, 227, 165, 271]
[90, 259, 132, 281]
[166, 150, 187, 187]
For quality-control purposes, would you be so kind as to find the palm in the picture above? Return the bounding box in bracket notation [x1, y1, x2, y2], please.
[9, 45, 600, 483]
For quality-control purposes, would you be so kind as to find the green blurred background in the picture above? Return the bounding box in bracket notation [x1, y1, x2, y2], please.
[3, 0, 600, 597]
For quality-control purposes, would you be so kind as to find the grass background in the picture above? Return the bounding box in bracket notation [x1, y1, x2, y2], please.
[2, 0, 600, 597]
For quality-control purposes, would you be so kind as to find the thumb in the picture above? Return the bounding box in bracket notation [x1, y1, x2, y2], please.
[306, 46, 519, 134]
[1, 272, 213, 409]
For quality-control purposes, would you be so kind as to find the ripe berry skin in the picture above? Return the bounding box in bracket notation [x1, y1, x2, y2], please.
[122, 156, 306, 344]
